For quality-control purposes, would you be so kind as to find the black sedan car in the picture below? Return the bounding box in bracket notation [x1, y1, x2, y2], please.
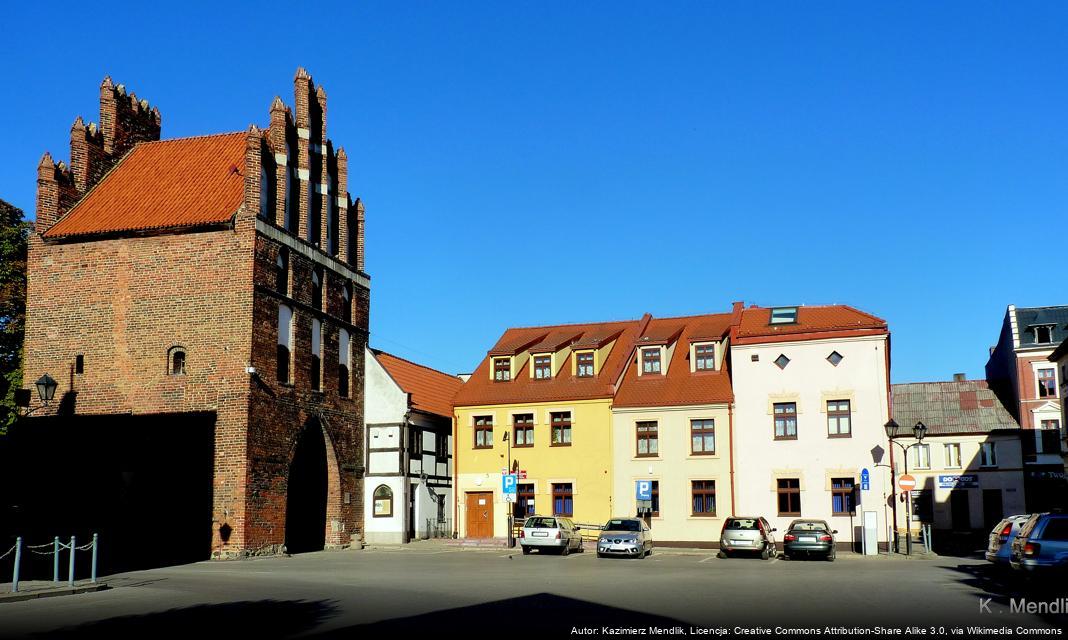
[782, 519, 837, 561]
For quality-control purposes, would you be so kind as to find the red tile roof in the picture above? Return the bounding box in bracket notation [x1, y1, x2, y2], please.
[453, 320, 641, 407]
[614, 314, 734, 408]
[734, 305, 887, 344]
[44, 133, 247, 238]
[372, 349, 464, 419]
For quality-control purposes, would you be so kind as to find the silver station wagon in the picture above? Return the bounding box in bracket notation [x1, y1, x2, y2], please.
[519, 516, 584, 555]
[597, 517, 653, 559]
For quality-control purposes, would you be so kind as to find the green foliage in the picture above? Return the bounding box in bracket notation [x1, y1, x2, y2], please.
[0, 199, 28, 434]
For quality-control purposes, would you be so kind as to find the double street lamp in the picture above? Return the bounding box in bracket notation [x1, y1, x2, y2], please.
[883, 419, 928, 555]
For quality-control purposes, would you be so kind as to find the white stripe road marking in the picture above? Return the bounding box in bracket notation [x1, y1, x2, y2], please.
[699, 556, 715, 563]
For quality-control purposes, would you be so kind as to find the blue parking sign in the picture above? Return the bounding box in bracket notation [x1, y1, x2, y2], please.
[861, 468, 870, 491]
[636, 480, 653, 501]
[502, 473, 517, 495]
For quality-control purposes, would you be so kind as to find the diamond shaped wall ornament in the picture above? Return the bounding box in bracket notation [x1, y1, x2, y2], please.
[774, 354, 790, 369]
[827, 351, 844, 366]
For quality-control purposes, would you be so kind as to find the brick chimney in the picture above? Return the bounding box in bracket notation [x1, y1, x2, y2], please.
[953, 373, 966, 382]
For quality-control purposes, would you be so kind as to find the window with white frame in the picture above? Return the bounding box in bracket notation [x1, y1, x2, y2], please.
[910, 444, 931, 469]
[533, 355, 552, 380]
[1034, 325, 1054, 344]
[944, 443, 961, 468]
[576, 351, 595, 378]
[980, 442, 998, 467]
[493, 357, 510, 382]
[770, 307, 798, 324]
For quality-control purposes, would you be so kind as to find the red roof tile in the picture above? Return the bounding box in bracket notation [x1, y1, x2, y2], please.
[44, 133, 247, 238]
[454, 320, 641, 407]
[372, 350, 464, 419]
[614, 314, 734, 408]
[735, 305, 887, 343]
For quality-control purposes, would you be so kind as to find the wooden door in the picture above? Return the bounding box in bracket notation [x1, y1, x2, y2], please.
[466, 492, 494, 538]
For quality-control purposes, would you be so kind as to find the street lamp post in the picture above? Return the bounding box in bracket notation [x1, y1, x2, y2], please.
[884, 419, 927, 556]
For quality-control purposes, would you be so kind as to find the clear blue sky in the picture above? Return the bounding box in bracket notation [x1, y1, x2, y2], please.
[3, 2, 1066, 382]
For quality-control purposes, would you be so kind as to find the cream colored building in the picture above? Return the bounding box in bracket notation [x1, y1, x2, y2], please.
[891, 380, 1026, 535]
[611, 312, 736, 545]
[730, 305, 892, 551]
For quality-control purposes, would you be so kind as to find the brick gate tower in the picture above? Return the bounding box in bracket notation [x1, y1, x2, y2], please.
[16, 69, 369, 565]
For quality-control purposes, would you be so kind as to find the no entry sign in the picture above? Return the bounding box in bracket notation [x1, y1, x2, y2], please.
[898, 474, 917, 492]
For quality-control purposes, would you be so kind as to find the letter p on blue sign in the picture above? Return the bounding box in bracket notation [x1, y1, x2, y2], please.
[636, 480, 652, 501]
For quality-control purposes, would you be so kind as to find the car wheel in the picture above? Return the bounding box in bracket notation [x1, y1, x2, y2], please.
[597, 552, 606, 559]
[522, 546, 531, 555]
[760, 548, 770, 560]
[561, 543, 570, 557]
[782, 553, 791, 561]
[717, 550, 727, 559]
[826, 551, 835, 562]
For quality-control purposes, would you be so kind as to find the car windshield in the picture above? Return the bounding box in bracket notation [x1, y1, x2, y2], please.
[525, 517, 557, 529]
[789, 521, 828, 532]
[726, 518, 758, 530]
[604, 519, 641, 532]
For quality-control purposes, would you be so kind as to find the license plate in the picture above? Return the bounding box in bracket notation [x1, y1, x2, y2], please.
[801, 536, 817, 542]
[532, 531, 548, 537]
[733, 539, 752, 546]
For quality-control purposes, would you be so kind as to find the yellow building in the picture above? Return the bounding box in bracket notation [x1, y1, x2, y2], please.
[452, 320, 641, 538]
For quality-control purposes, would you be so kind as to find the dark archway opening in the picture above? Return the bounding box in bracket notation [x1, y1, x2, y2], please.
[285, 422, 327, 553]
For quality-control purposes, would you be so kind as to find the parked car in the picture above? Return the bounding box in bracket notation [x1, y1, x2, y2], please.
[1010, 512, 1068, 575]
[519, 515, 584, 555]
[718, 516, 776, 559]
[597, 517, 653, 559]
[782, 519, 837, 561]
[985, 514, 1030, 567]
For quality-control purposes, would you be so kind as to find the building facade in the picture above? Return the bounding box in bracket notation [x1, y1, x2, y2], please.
[611, 311, 736, 546]
[985, 304, 1067, 510]
[364, 348, 461, 544]
[15, 69, 369, 568]
[452, 321, 639, 538]
[730, 305, 892, 551]
[890, 379, 1025, 537]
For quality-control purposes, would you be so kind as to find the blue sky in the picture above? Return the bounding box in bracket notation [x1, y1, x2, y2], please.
[3, 2, 1066, 381]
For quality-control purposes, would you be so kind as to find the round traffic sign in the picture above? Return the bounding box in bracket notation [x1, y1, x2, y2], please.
[898, 474, 917, 492]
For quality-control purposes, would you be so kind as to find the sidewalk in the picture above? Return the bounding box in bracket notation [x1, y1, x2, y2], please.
[0, 580, 109, 604]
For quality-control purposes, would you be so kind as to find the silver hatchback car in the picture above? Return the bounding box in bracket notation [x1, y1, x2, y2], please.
[520, 516, 584, 555]
[719, 516, 777, 559]
[597, 517, 653, 559]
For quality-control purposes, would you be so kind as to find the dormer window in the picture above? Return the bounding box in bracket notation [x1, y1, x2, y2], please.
[641, 347, 662, 375]
[694, 343, 716, 371]
[493, 357, 511, 382]
[533, 355, 552, 380]
[770, 307, 798, 325]
[1034, 325, 1054, 344]
[576, 351, 595, 378]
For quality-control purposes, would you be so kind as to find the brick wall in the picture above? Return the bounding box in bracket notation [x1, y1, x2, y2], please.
[22, 69, 370, 561]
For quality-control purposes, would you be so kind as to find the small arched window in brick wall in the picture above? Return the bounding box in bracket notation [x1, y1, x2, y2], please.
[275, 248, 289, 296]
[310, 318, 322, 392]
[278, 305, 294, 384]
[338, 328, 350, 398]
[312, 268, 323, 310]
[168, 346, 187, 375]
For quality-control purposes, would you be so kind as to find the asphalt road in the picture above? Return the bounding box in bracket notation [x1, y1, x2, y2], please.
[1, 546, 1064, 638]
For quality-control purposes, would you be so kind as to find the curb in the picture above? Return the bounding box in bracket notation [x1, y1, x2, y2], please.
[0, 583, 109, 604]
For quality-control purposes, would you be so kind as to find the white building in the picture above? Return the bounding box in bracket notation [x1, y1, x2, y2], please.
[890, 378, 1025, 537]
[363, 348, 462, 544]
[730, 305, 892, 552]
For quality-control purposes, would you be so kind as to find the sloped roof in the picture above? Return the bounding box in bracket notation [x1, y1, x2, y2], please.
[453, 320, 641, 407]
[371, 349, 464, 419]
[614, 314, 734, 408]
[1015, 305, 1068, 348]
[891, 380, 1020, 435]
[44, 133, 247, 238]
[735, 305, 887, 344]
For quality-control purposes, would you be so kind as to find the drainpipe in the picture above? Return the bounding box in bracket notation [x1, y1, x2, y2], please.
[453, 412, 459, 538]
[402, 406, 412, 542]
[728, 401, 736, 516]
